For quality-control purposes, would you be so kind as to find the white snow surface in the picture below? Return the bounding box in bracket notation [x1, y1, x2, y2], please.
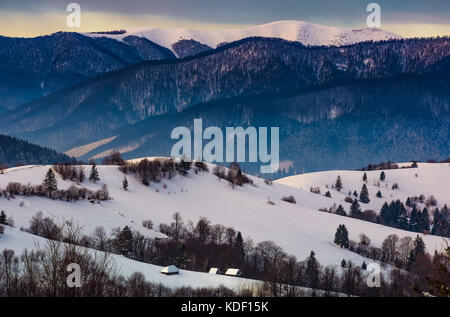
[85, 20, 402, 52]
[0, 161, 448, 282]
[276, 162, 450, 215]
[0, 226, 259, 291]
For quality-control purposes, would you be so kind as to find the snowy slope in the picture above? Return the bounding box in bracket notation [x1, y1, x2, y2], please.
[0, 226, 259, 291]
[86, 20, 402, 53]
[0, 160, 447, 272]
[276, 163, 450, 214]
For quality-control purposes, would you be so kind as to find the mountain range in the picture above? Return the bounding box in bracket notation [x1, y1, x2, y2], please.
[0, 21, 448, 174]
[86, 20, 402, 53]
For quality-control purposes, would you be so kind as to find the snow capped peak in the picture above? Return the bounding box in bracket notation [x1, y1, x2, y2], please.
[85, 20, 402, 50]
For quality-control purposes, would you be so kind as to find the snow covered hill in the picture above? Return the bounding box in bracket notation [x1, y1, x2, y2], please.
[0, 226, 259, 291]
[1, 160, 447, 277]
[276, 163, 450, 215]
[86, 20, 402, 54]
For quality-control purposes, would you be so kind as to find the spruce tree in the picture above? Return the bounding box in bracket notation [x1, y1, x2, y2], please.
[122, 176, 128, 191]
[335, 175, 343, 192]
[359, 184, 370, 203]
[306, 251, 319, 290]
[376, 190, 382, 198]
[336, 205, 347, 216]
[334, 224, 349, 248]
[362, 173, 367, 182]
[234, 231, 245, 262]
[379, 202, 391, 225]
[117, 226, 133, 255]
[361, 261, 367, 270]
[431, 208, 440, 235]
[350, 200, 362, 218]
[353, 190, 358, 198]
[420, 208, 430, 233]
[341, 259, 347, 268]
[43, 168, 58, 193]
[408, 235, 426, 268]
[0, 210, 6, 225]
[398, 209, 409, 230]
[89, 164, 100, 183]
[177, 158, 192, 176]
[380, 171, 386, 181]
[409, 206, 420, 232]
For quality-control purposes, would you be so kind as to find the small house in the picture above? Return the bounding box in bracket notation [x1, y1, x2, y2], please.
[225, 268, 241, 277]
[161, 265, 180, 275]
[208, 268, 221, 274]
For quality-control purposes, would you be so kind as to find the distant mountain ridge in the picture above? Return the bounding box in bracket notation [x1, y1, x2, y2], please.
[0, 20, 401, 110]
[0, 135, 71, 167]
[1, 36, 448, 153]
[86, 20, 402, 52]
[0, 32, 175, 110]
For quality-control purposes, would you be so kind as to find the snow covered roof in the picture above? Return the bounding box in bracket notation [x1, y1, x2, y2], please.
[161, 265, 180, 275]
[208, 268, 220, 274]
[225, 268, 241, 276]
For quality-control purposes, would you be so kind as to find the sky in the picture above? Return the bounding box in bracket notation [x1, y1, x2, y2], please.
[0, 0, 449, 38]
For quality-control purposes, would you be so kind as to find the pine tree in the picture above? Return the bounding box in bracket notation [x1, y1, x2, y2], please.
[361, 261, 367, 270]
[406, 197, 412, 208]
[398, 208, 409, 230]
[43, 168, 57, 193]
[376, 190, 382, 198]
[380, 171, 386, 181]
[336, 205, 347, 216]
[177, 158, 192, 176]
[334, 224, 349, 248]
[122, 176, 128, 191]
[407, 235, 426, 268]
[362, 173, 367, 182]
[431, 208, 441, 235]
[420, 208, 430, 233]
[409, 206, 420, 232]
[116, 226, 133, 255]
[359, 184, 370, 203]
[335, 175, 343, 192]
[89, 164, 100, 183]
[379, 202, 391, 225]
[234, 231, 245, 262]
[0, 210, 6, 225]
[350, 200, 362, 218]
[306, 251, 320, 290]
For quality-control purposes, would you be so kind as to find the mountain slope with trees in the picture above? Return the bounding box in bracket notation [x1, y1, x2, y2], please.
[0, 135, 71, 167]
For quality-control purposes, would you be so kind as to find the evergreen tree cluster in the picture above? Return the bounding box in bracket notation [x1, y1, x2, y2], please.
[0, 135, 72, 167]
[431, 205, 450, 237]
[89, 164, 100, 183]
[334, 224, 349, 248]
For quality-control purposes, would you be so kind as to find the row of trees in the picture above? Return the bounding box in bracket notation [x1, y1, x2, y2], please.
[212, 162, 252, 187]
[1, 180, 109, 202]
[119, 158, 194, 186]
[0, 242, 246, 297]
[322, 198, 449, 238]
[53, 164, 100, 184]
[16, 210, 449, 297]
